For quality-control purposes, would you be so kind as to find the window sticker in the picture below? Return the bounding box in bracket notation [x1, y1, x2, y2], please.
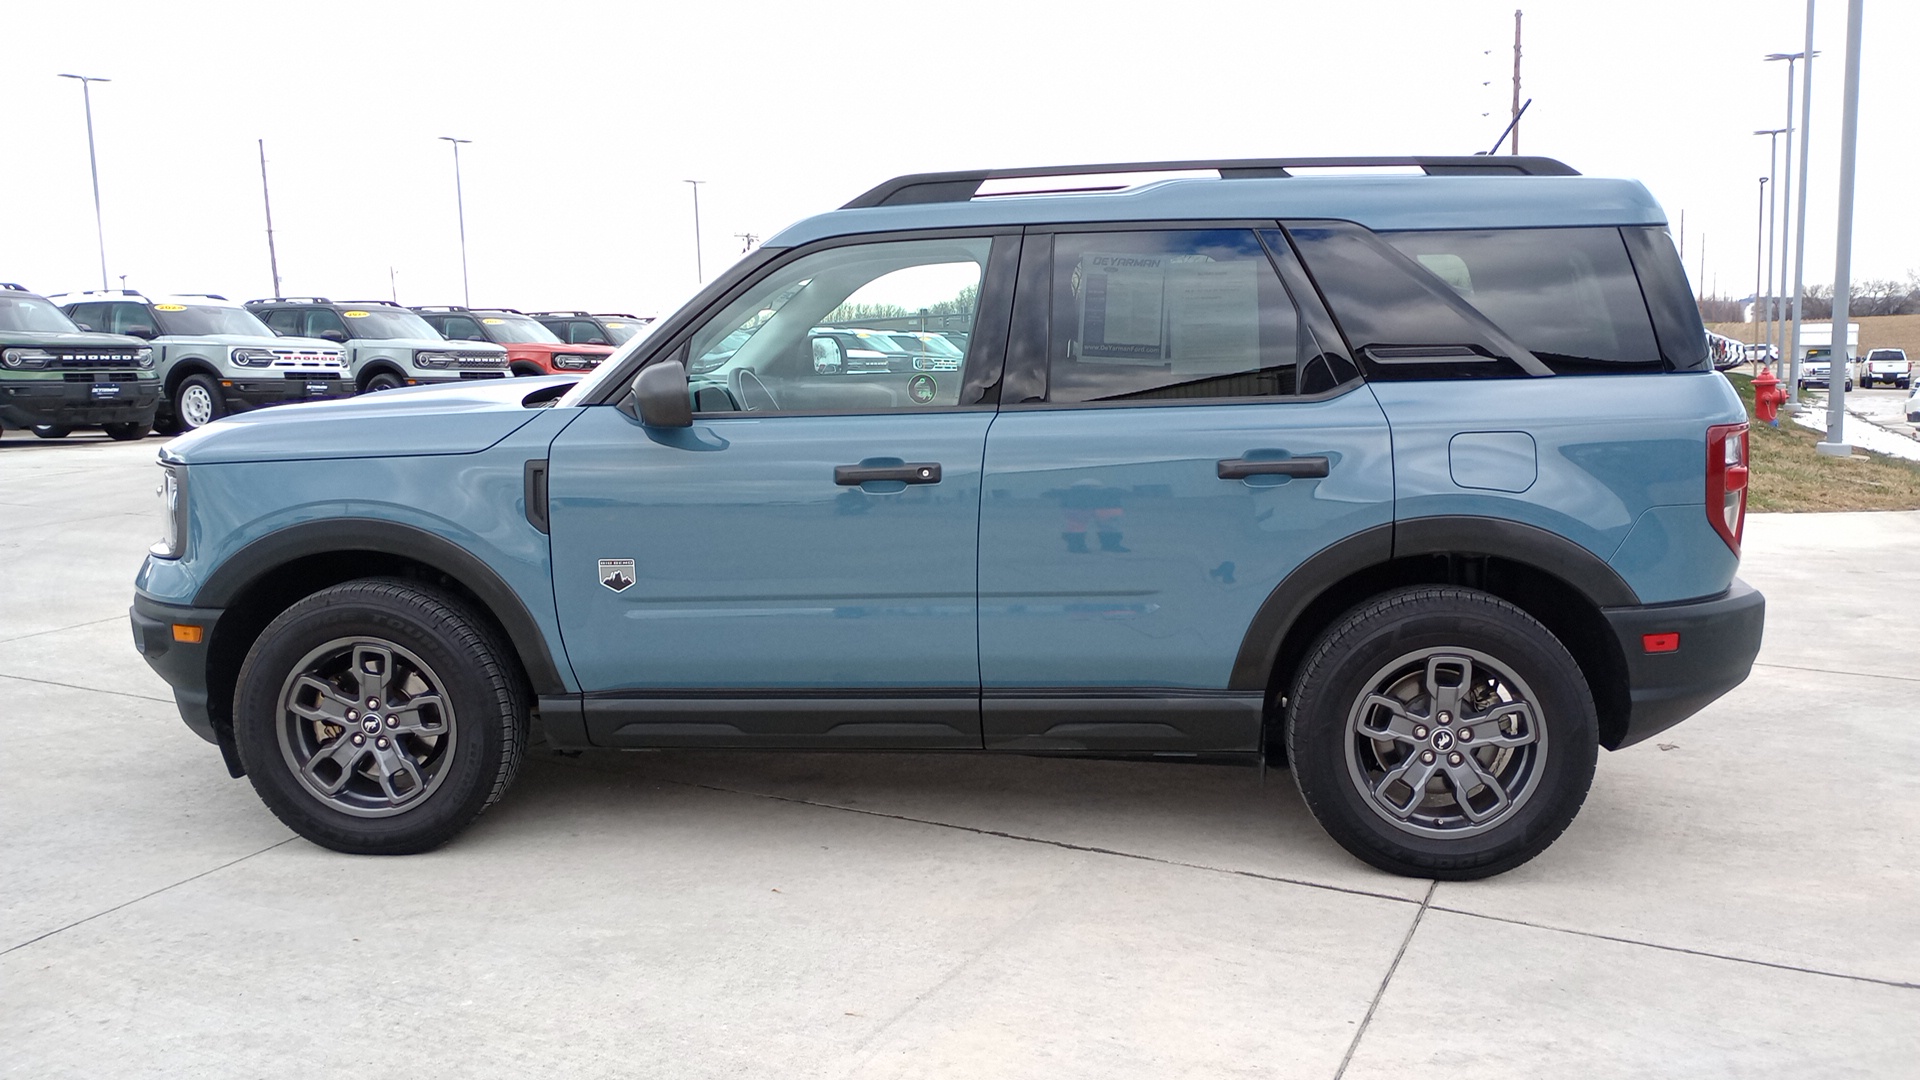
[908, 374, 937, 404]
[154, 304, 187, 312]
[344, 310, 371, 318]
[1165, 258, 1259, 375]
[482, 317, 505, 324]
[1076, 254, 1165, 362]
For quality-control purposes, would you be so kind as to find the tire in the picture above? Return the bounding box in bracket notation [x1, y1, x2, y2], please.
[232, 579, 529, 854]
[32, 425, 73, 439]
[1285, 586, 1598, 880]
[363, 371, 404, 393]
[103, 422, 147, 441]
[175, 374, 225, 430]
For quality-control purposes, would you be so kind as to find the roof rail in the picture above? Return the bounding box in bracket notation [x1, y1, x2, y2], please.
[530, 310, 590, 317]
[0, 282, 30, 292]
[336, 300, 402, 308]
[410, 305, 470, 312]
[245, 296, 333, 306]
[173, 292, 230, 301]
[842, 156, 1581, 209]
[530, 311, 646, 319]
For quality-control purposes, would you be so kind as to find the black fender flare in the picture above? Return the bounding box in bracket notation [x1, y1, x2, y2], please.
[1228, 516, 1638, 691]
[194, 517, 567, 695]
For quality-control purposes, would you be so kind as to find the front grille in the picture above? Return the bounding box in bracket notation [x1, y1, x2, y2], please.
[50, 350, 143, 370]
[266, 348, 344, 371]
[64, 372, 140, 382]
[283, 372, 343, 381]
[452, 353, 508, 369]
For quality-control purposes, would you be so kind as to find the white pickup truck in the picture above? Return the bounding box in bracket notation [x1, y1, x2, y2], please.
[1861, 348, 1911, 390]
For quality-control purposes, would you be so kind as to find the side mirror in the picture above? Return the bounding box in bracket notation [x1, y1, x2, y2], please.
[812, 336, 845, 374]
[628, 359, 691, 428]
[319, 329, 348, 343]
[73, 322, 96, 332]
[125, 325, 158, 340]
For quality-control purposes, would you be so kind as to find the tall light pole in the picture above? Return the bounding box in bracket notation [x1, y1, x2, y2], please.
[1754, 128, 1786, 373]
[439, 137, 473, 306]
[1786, 5, 1819, 408]
[1753, 175, 1768, 366]
[57, 73, 112, 291]
[1818, 0, 1865, 457]
[685, 180, 706, 283]
[258, 139, 282, 299]
[1766, 51, 1813, 395]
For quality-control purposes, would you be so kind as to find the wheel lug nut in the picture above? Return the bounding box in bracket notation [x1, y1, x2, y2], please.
[386, 716, 397, 728]
[1458, 728, 1473, 742]
[367, 699, 380, 709]
[1438, 712, 1452, 725]
[1420, 750, 1435, 764]
[1448, 752, 1463, 766]
[346, 710, 359, 722]
[376, 737, 389, 750]
[1413, 725, 1428, 739]
[351, 734, 365, 746]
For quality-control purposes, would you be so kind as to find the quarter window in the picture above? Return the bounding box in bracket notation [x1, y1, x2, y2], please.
[1046, 230, 1310, 403]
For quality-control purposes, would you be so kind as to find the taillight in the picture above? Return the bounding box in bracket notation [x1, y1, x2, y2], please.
[1706, 422, 1749, 555]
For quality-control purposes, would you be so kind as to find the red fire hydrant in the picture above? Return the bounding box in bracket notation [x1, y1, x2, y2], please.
[1753, 368, 1788, 426]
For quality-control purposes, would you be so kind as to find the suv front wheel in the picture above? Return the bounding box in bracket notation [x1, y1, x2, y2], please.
[232, 579, 529, 854]
[1286, 587, 1598, 880]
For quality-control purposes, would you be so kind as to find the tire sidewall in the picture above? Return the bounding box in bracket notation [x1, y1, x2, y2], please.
[1289, 590, 1598, 878]
[233, 585, 510, 853]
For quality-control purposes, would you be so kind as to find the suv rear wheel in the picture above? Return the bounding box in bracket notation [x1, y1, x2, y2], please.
[232, 579, 529, 854]
[1286, 587, 1598, 880]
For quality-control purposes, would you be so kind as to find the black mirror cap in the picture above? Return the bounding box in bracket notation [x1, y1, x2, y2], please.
[320, 329, 349, 343]
[126, 325, 158, 340]
[631, 359, 692, 428]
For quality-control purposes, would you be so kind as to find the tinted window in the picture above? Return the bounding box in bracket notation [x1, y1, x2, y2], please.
[436, 316, 486, 341]
[1619, 226, 1708, 371]
[1381, 227, 1663, 373]
[566, 320, 609, 344]
[477, 315, 561, 344]
[66, 302, 108, 330]
[305, 309, 347, 338]
[107, 303, 159, 336]
[260, 308, 302, 335]
[1046, 229, 1306, 403]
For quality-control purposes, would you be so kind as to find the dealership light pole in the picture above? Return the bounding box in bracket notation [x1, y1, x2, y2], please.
[1754, 128, 1786, 373]
[1817, 0, 1865, 457]
[1785, 8, 1819, 409]
[1767, 50, 1813, 402]
[1752, 176, 1767, 368]
[439, 137, 473, 306]
[686, 179, 706, 283]
[57, 73, 112, 291]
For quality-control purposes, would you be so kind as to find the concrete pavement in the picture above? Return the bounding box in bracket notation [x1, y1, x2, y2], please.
[2, 431, 1916, 1078]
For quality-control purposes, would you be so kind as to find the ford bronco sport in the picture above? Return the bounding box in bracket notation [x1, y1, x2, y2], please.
[0, 283, 157, 440]
[412, 306, 613, 376]
[130, 157, 1764, 879]
[246, 298, 511, 392]
[57, 291, 349, 432]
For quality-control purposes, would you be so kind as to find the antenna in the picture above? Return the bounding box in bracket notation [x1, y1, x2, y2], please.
[1485, 99, 1532, 156]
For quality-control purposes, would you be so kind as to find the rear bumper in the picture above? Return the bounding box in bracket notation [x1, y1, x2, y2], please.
[1602, 578, 1765, 748]
[1, 380, 160, 427]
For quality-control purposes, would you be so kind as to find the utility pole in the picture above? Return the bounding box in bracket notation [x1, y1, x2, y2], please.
[1510, 10, 1523, 155]
[389, 266, 400, 305]
[1817, 0, 1864, 457]
[1786, 2, 1818, 409]
[1753, 176, 1768, 355]
[439, 137, 473, 306]
[735, 232, 759, 253]
[686, 180, 707, 283]
[58, 73, 112, 291]
[1699, 234, 1707, 305]
[258, 140, 282, 299]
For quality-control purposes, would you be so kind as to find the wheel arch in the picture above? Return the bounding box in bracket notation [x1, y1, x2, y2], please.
[355, 358, 407, 391]
[1235, 517, 1639, 752]
[194, 519, 567, 750]
[164, 358, 223, 398]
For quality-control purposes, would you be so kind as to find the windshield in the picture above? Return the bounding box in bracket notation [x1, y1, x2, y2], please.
[153, 303, 274, 337]
[601, 320, 649, 344]
[479, 315, 561, 344]
[341, 308, 441, 340]
[0, 295, 80, 333]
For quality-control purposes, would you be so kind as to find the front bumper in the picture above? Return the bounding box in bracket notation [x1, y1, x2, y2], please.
[1602, 578, 1765, 748]
[130, 594, 226, 755]
[223, 375, 355, 411]
[1, 379, 160, 427]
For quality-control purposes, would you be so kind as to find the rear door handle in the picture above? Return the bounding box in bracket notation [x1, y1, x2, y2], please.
[1216, 456, 1330, 480]
[835, 462, 942, 485]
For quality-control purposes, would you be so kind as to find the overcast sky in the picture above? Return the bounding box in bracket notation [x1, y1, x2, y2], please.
[4, 0, 1913, 317]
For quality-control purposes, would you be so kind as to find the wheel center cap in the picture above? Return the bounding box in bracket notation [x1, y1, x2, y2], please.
[1431, 728, 1455, 751]
[361, 717, 382, 735]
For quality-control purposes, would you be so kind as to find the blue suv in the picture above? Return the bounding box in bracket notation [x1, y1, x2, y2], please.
[130, 157, 1765, 879]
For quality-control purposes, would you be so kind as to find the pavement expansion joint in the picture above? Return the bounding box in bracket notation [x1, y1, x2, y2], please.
[1334, 880, 1436, 1080]
[0, 614, 128, 648]
[1752, 660, 1920, 685]
[1, 838, 297, 958]
[0, 671, 174, 704]
[1427, 905, 1920, 992]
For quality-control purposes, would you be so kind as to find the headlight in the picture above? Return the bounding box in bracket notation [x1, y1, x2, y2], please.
[414, 350, 458, 369]
[152, 466, 187, 559]
[134, 347, 154, 369]
[1, 348, 55, 369]
[551, 354, 601, 371]
[231, 348, 276, 367]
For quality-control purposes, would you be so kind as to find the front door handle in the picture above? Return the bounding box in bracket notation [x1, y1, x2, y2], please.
[1217, 456, 1330, 480]
[835, 462, 942, 485]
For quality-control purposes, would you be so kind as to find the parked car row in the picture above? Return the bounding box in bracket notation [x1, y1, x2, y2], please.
[0, 284, 654, 440]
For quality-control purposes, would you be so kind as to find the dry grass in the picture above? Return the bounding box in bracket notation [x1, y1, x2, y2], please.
[1706, 313, 1920, 360]
[1724, 372, 1920, 512]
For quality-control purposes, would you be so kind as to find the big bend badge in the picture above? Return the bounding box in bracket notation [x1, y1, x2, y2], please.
[598, 559, 636, 593]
